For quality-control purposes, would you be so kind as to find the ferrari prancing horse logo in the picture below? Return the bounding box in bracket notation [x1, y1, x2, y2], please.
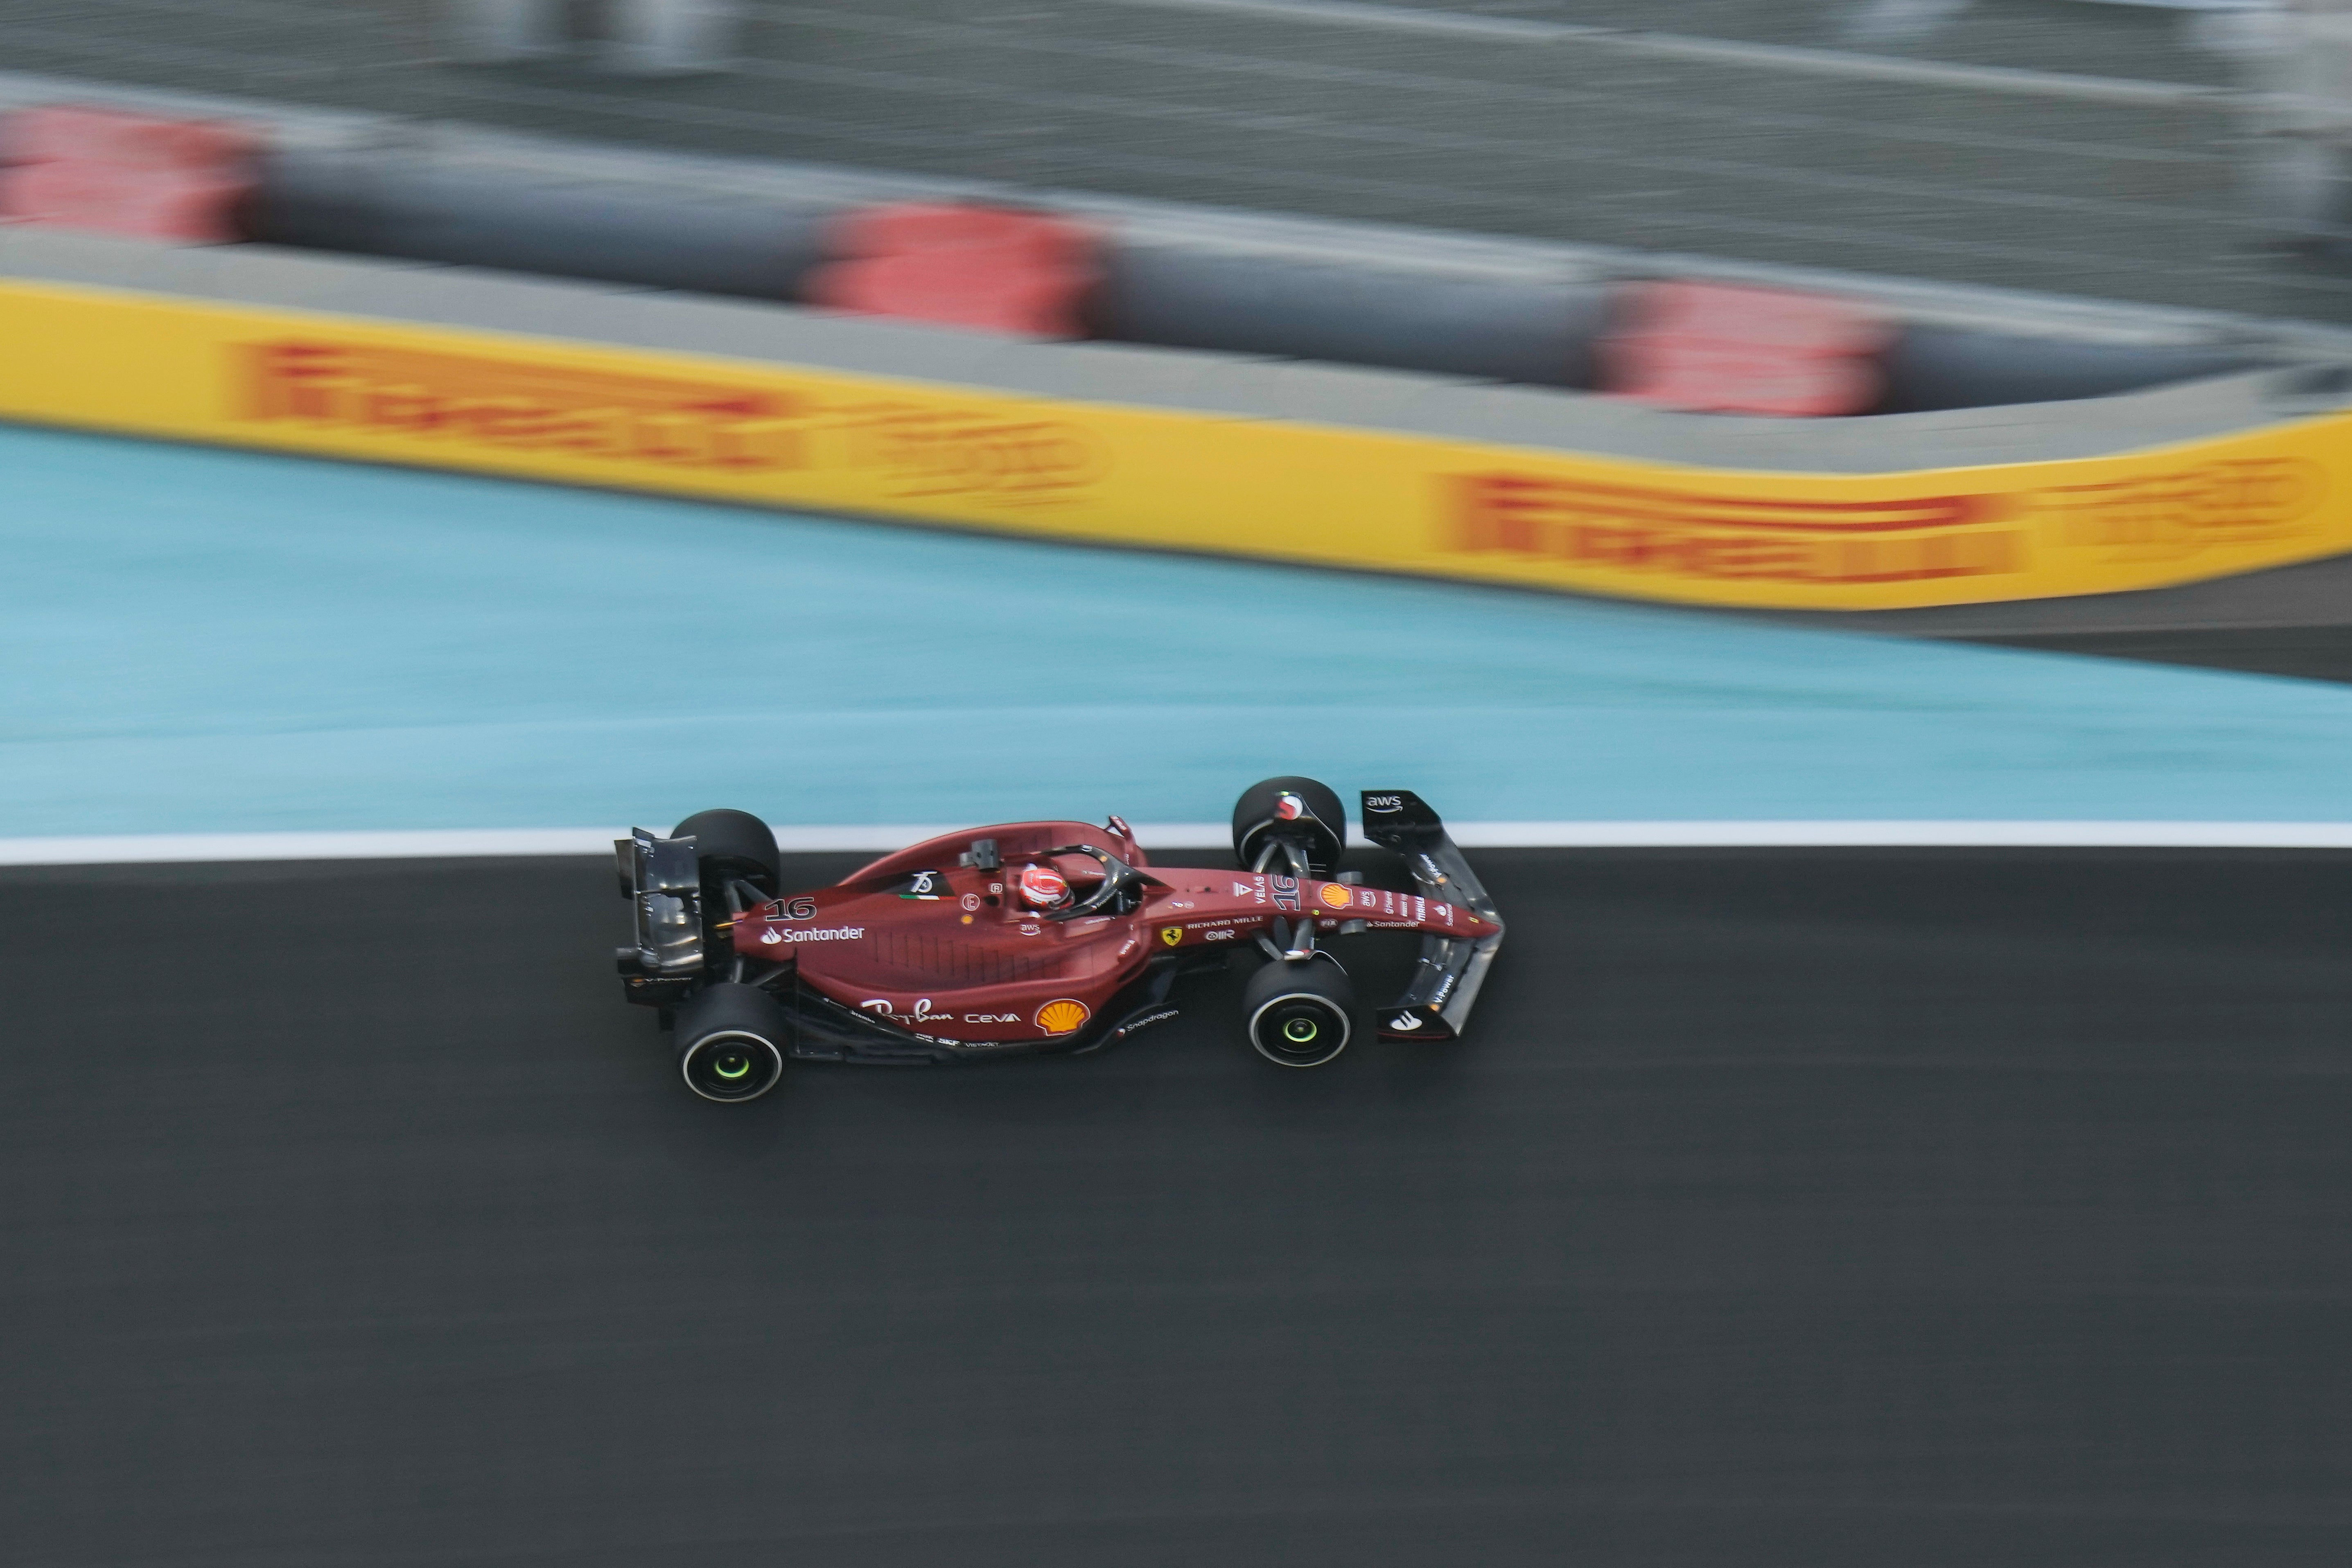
[1160, 926, 1183, 947]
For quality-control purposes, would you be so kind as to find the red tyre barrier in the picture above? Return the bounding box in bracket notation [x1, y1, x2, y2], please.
[1599, 281, 1889, 417]
[805, 203, 1098, 337]
[0, 105, 257, 243]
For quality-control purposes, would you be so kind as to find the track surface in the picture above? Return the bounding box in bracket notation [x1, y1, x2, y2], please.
[7, 849, 2351, 1566]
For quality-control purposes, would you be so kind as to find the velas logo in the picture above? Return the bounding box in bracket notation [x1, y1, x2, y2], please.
[238, 340, 803, 470]
[1450, 472, 2019, 586]
[1317, 883, 1351, 910]
[1035, 999, 1090, 1034]
[1160, 926, 1183, 947]
[1274, 792, 1305, 821]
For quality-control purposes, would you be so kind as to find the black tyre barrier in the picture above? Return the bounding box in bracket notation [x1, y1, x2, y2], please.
[246, 151, 833, 302]
[1092, 241, 1613, 390]
[240, 147, 2285, 416]
[1879, 324, 2264, 414]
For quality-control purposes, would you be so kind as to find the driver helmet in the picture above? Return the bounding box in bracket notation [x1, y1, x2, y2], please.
[1015, 862, 1071, 910]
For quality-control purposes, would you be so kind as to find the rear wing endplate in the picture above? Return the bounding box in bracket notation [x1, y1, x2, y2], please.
[1359, 791, 1504, 1040]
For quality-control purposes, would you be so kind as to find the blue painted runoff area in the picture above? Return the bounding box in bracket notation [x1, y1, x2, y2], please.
[9, 422, 2352, 836]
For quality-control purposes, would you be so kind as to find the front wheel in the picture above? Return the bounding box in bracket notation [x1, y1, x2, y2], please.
[1241, 956, 1354, 1068]
[673, 982, 789, 1103]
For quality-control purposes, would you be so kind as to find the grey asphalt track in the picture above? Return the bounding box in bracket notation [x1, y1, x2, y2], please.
[7, 847, 2352, 1565]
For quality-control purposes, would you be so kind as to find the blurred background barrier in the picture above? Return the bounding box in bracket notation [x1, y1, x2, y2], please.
[8, 13, 2352, 615]
[0, 86, 2314, 414]
[2, 237, 2350, 614]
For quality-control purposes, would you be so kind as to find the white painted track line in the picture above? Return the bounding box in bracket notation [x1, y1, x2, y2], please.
[11, 822, 2352, 866]
[1092, 0, 2241, 108]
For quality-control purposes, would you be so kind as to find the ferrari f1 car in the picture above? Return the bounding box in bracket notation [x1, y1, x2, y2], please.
[614, 777, 1503, 1101]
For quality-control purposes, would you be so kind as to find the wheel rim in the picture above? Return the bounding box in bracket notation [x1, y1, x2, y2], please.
[1250, 995, 1350, 1067]
[681, 1031, 783, 1102]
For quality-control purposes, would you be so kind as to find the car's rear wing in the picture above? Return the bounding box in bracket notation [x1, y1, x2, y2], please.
[614, 827, 711, 1003]
[1359, 791, 1504, 1041]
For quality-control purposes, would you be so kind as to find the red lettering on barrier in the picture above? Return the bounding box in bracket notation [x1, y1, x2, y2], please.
[1450, 472, 2020, 585]
[239, 341, 804, 470]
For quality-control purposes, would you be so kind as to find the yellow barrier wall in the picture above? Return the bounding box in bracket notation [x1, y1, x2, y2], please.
[5, 275, 2350, 611]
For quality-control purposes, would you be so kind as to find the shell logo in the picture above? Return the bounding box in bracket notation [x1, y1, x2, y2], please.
[1317, 883, 1351, 910]
[1035, 999, 1091, 1035]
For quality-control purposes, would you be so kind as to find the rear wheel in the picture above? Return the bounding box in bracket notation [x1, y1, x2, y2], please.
[1242, 956, 1354, 1068]
[673, 981, 789, 1103]
[672, 808, 781, 897]
[1231, 776, 1346, 878]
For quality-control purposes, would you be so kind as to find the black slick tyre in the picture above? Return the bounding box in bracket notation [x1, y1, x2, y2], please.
[1242, 957, 1354, 1068]
[672, 808, 781, 896]
[1231, 776, 1347, 878]
[673, 982, 789, 1103]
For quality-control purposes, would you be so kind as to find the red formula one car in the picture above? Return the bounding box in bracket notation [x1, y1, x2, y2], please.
[614, 777, 1503, 1101]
